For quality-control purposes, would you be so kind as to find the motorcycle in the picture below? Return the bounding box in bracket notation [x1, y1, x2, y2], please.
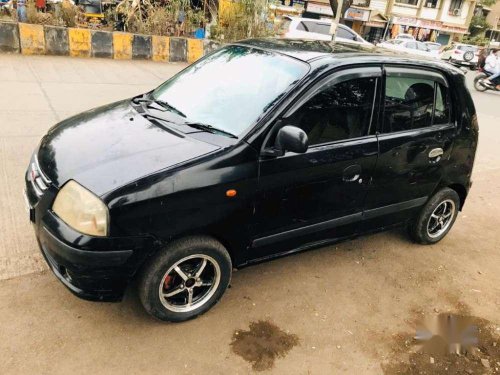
[474, 69, 500, 92]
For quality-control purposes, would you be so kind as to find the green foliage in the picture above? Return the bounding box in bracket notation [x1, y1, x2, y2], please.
[117, 0, 205, 36]
[462, 34, 491, 46]
[468, 15, 491, 37]
[479, 0, 497, 6]
[211, 0, 272, 42]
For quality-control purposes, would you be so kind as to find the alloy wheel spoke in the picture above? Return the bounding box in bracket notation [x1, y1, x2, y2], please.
[187, 289, 193, 306]
[429, 221, 440, 232]
[174, 266, 189, 281]
[195, 259, 207, 278]
[163, 286, 185, 298]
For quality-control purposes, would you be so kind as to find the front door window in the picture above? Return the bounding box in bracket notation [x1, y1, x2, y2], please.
[286, 77, 378, 145]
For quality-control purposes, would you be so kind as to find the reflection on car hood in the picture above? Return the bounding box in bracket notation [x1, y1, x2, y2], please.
[37, 100, 220, 196]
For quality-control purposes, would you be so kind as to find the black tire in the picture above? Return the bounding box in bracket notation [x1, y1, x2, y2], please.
[474, 73, 488, 92]
[138, 236, 232, 322]
[409, 188, 460, 245]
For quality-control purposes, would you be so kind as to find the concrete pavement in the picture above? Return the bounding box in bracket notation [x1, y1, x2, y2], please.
[0, 54, 187, 280]
[0, 55, 499, 374]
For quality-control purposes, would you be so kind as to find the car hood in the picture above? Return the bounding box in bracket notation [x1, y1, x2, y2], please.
[37, 100, 220, 196]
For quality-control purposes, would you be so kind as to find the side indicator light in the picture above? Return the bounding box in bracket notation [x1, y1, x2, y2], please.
[226, 189, 237, 197]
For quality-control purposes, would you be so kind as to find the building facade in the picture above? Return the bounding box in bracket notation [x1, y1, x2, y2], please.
[485, 1, 500, 45]
[302, 0, 478, 44]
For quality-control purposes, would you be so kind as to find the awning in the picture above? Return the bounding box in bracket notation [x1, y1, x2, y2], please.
[365, 11, 387, 27]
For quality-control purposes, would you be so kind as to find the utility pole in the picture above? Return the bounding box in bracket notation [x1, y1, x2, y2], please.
[330, 0, 344, 42]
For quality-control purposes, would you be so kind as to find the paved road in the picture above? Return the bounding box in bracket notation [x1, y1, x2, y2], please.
[0, 55, 499, 374]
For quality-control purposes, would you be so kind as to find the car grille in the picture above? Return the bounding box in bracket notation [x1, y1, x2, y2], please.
[29, 156, 51, 197]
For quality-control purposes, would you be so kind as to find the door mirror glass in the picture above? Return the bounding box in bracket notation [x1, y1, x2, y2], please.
[263, 125, 308, 156]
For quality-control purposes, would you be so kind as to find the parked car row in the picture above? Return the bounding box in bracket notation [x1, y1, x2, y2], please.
[277, 17, 482, 69]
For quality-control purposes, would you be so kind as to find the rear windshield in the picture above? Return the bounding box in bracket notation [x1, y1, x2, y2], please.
[458, 45, 477, 52]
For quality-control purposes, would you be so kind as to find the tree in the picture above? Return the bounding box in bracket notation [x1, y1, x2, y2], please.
[468, 15, 491, 37]
[479, 0, 497, 6]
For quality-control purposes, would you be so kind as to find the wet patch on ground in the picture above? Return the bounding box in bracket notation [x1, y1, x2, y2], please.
[383, 309, 500, 374]
[230, 320, 299, 371]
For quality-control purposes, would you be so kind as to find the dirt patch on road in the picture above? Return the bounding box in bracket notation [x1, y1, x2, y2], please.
[230, 320, 299, 371]
[383, 309, 500, 374]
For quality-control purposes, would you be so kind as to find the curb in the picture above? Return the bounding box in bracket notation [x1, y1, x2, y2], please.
[0, 21, 219, 63]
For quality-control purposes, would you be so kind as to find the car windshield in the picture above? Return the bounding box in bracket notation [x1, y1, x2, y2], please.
[152, 45, 309, 137]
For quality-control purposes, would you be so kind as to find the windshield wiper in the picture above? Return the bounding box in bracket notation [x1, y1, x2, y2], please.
[132, 96, 186, 118]
[184, 122, 237, 139]
[150, 100, 186, 118]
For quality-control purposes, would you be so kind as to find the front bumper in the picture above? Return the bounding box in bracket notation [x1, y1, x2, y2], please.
[26, 162, 156, 302]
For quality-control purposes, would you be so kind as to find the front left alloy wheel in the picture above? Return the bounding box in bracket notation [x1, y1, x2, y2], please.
[139, 236, 232, 322]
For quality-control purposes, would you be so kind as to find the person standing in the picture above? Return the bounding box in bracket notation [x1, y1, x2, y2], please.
[176, 9, 186, 37]
[16, 0, 27, 22]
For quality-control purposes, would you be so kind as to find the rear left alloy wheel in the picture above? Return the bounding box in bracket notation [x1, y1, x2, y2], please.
[139, 236, 232, 322]
[409, 188, 460, 245]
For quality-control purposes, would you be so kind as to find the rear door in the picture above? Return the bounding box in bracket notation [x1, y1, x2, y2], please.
[363, 66, 456, 227]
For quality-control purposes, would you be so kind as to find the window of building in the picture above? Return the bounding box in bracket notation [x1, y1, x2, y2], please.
[287, 77, 377, 146]
[383, 76, 450, 133]
[424, 0, 439, 8]
[449, 0, 464, 16]
[395, 0, 419, 6]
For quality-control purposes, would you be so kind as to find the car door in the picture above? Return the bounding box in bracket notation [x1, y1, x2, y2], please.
[363, 66, 456, 228]
[250, 67, 381, 259]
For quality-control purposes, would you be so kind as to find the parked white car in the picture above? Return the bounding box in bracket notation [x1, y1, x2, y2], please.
[395, 33, 415, 41]
[377, 39, 439, 58]
[279, 17, 373, 47]
[424, 42, 441, 52]
[440, 43, 479, 68]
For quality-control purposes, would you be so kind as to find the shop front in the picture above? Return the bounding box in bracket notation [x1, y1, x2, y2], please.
[343, 7, 387, 43]
[389, 16, 467, 45]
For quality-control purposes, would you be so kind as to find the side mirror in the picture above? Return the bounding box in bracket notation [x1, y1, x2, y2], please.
[263, 125, 308, 157]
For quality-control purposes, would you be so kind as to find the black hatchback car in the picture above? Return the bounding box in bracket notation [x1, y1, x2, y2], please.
[25, 39, 478, 322]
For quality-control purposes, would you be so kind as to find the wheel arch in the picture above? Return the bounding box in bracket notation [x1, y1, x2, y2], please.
[431, 183, 468, 210]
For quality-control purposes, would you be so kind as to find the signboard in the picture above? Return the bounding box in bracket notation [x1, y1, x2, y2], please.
[391, 15, 467, 34]
[306, 2, 334, 16]
[344, 8, 370, 22]
[393, 17, 441, 27]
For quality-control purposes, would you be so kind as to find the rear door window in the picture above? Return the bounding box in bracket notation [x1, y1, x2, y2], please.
[337, 27, 356, 40]
[383, 70, 450, 133]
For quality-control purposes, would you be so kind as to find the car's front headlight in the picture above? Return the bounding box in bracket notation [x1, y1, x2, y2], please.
[52, 180, 109, 237]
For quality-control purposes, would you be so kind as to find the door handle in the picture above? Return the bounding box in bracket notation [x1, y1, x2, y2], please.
[343, 164, 362, 182]
[428, 148, 443, 162]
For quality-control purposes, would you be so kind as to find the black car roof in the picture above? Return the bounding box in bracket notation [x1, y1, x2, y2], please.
[237, 38, 463, 75]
